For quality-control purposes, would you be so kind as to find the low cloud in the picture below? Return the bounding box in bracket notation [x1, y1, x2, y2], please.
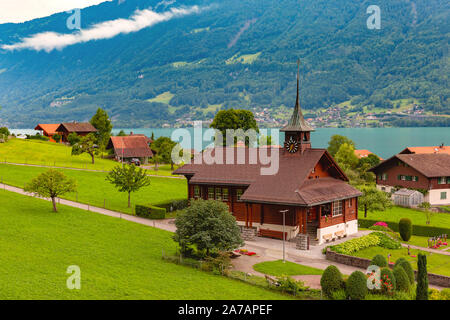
[2, 6, 202, 52]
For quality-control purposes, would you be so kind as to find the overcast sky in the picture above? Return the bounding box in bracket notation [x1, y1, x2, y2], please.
[0, 0, 112, 23]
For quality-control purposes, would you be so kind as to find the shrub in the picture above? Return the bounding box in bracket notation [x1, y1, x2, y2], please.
[373, 232, 402, 249]
[416, 253, 429, 300]
[394, 257, 407, 268]
[393, 266, 410, 292]
[380, 268, 396, 295]
[135, 204, 166, 219]
[320, 265, 344, 298]
[331, 289, 347, 300]
[398, 260, 415, 284]
[276, 276, 307, 296]
[399, 218, 412, 241]
[440, 288, 450, 300]
[203, 251, 232, 274]
[346, 271, 368, 300]
[330, 233, 380, 255]
[371, 254, 387, 268]
[153, 199, 189, 212]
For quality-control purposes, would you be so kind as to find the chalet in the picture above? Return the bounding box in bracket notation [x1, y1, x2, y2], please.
[107, 135, 154, 164]
[370, 153, 450, 206]
[55, 122, 97, 143]
[174, 64, 362, 248]
[34, 124, 60, 142]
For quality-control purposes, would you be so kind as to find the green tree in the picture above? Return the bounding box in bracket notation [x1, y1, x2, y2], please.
[90, 108, 112, 154]
[71, 133, 98, 164]
[117, 130, 127, 136]
[399, 218, 412, 241]
[210, 109, 259, 146]
[346, 271, 367, 300]
[335, 143, 359, 171]
[106, 164, 151, 208]
[52, 133, 62, 143]
[67, 132, 80, 146]
[327, 135, 355, 157]
[151, 136, 177, 170]
[416, 253, 429, 300]
[24, 169, 77, 212]
[0, 127, 10, 142]
[359, 186, 392, 218]
[173, 199, 243, 256]
[358, 153, 381, 169]
[320, 265, 344, 299]
[418, 202, 432, 225]
[258, 134, 272, 146]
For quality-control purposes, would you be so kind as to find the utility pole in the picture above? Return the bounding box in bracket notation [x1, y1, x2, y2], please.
[279, 209, 289, 263]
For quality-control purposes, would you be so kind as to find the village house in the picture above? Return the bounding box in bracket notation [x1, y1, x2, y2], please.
[55, 122, 97, 143]
[354, 149, 383, 160]
[399, 144, 450, 155]
[174, 65, 362, 248]
[107, 134, 153, 165]
[34, 124, 60, 142]
[370, 153, 450, 206]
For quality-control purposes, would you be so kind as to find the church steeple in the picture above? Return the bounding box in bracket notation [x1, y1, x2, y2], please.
[282, 60, 314, 154]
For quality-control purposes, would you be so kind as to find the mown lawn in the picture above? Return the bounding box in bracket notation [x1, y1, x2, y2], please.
[0, 139, 180, 176]
[350, 246, 450, 277]
[0, 190, 291, 299]
[253, 260, 323, 276]
[0, 164, 187, 215]
[360, 206, 450, 229]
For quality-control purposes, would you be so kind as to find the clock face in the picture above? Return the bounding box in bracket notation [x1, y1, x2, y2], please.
[285, 136, 299, 153]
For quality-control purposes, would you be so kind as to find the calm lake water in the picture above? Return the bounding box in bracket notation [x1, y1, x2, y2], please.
[12, 127, 450, 159]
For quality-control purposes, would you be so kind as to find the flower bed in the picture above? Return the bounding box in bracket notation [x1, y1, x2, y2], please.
[235, 249, 256, 256]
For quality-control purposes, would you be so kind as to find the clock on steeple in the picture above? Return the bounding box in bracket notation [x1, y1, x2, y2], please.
[281, 59, 314, 154]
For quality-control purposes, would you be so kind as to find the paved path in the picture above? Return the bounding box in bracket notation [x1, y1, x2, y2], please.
[1, 182, 447, 290]
[401, 243, 450, 256]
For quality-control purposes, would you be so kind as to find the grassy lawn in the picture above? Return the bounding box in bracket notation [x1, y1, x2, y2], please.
[0, 138, 117, 170]
[0, 190, 291, 300]
[253, 260, 323, 277]
[360, 206, 450, 229]
[0, 164, 187, 215]
[351, 246, 450, 277]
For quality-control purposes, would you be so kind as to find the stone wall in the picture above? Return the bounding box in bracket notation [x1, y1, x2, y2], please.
[325, 248, 450, 288]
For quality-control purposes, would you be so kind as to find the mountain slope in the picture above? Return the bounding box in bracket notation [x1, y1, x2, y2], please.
[0, 0, 448, 127]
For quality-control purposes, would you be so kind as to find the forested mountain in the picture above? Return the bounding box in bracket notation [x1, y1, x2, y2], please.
[0, 0, 448, 128]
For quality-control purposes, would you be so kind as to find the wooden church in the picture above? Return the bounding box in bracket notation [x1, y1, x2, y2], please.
[174, 63, 362, 249]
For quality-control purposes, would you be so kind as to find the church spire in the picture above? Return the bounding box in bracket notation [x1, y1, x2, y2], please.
[281, 59, 314, 132]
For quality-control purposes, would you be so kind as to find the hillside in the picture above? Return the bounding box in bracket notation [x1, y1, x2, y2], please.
[0, 0, 448, 128]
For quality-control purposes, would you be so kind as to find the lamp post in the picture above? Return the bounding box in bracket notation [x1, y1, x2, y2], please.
[279, 209, 289, 263]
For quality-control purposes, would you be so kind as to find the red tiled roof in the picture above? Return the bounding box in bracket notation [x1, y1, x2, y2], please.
[174, 147, 360, 206]
[400, 146, 450, 155]
[34, 124, 60, 135]
[108, 136, 153, 158]
[354, 149, 382, 160]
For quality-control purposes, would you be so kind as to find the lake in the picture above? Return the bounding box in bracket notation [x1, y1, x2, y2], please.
[11, 127, 450, 159]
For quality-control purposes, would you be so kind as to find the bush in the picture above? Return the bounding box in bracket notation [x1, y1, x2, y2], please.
[380, 268, 396, 295]
[153, 199, 189, 212]
[397, 260, 415, 284]
[393, 266, 410, 292]
[416, 253, 428, 300]
[330, 232, 400, 255]
[276, 276, 307, 296]
[374, 232, 402, 249]
[394, 257, 407, 268]
[371, 254, 387, 268]
[440, 288, 450, 300]
[331, 289, 347, 300]
[203, 251, 232, 274]
[135, 204, 166, 219]
[359, 219, 450, 237]
[399, 218, 412, 241]
[346, 271, 368, 300]
[320, 265, 344, 298]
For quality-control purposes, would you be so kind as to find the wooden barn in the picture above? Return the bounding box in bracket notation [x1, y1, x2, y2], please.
[107, 135, 154, 164]
[55, 122, 97, 143]
[174, 65, 362, 248]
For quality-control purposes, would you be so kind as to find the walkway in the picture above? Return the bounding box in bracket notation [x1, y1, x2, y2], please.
[401, 243, 450, 256]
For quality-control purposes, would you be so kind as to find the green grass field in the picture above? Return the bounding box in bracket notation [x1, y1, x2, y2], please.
[360, 206, 450, 228]
[0, 139, 117, 170]
[0, 190, 291, 299]
[0, 164, 187, 215]
[0, 138, 180, 177]
[253, 260, 323, 277]
[351, 246, 450, 277]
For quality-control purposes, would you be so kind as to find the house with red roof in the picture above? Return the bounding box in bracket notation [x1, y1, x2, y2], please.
[354, 149, 383, 160]
[107, 134, 154, 164]
[34, 124, 60, 142]
[174, 64, 362, 248]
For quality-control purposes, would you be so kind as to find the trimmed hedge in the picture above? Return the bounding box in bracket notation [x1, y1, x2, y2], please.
[399, 218, 412, 241]
[359, 219, 450, 237]
[153, 199, 188, 212]
[371, 254, 387, 268]
[398, 260, 415, 285]
[135, 204, 166, 219]
[393, 266, 410, 292]
[320, 265, 344, 299]
[346, 271, 368, 300]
